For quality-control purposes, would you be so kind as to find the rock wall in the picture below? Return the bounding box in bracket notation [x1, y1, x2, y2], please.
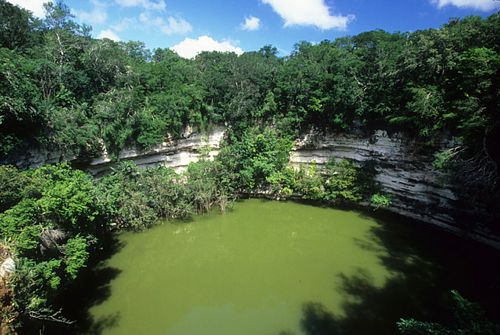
[291, 130, 500, 249]
[291, 130, 457, 226]
[1, 126, 226, 176]
[2, 126, 499, 248]
[87, 126, 225, 177]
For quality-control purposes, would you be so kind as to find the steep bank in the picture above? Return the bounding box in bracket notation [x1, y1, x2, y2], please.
[0, 126, 226, 176]
[2, 127, 499, 248]
[291, 130, 457, 229]
[87, 126, 225, 177]
[290, 130, 499, 248]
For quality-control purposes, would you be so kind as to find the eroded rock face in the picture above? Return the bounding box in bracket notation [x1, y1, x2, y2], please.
[40, 229, 67, 254]
[291, 130, 457, 226]
[291, 130, 500, 248]
[1, 127, 498, 248]
[87, 126, 226, 176]
[0, 126, 226, 176]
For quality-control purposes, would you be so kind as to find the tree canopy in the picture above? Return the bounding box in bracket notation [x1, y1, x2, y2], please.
[0, 0, 498, 162]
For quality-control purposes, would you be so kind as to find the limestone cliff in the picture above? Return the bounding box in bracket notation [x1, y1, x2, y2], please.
[291, 130, 457, 228]
[87, 126, 225, 176]
[2, 127, 498, 248]
[0, 126, 225, 175]
[291, 129, 499, 248]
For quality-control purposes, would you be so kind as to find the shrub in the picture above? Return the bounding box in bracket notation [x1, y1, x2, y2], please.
[0, 165, 30, 212]
[370, 193, 392, 210]
[433, 149, 455, 170]
[63, 235, 89, 280]
[292, 164, 326, 200]
[95, 162, 157, 231]
[397, 290, 500, 335]
[139, 167, 192, 220]
[267, 167, 296, 197]
[217, 127, 293, 191]
[324, 159, 362, 203]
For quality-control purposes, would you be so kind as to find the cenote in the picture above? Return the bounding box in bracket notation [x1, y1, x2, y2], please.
[77, 199, 500, 335]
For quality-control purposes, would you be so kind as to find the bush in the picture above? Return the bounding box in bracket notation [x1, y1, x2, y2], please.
[267, 167, 296, 197]
[185, 160, 233, 214]
[33, 164, 98, 230]
[324, 159, 362, 203]
[397, 290, 500, 335]
[433, 149, 454, 170]
[63, 235, 90, 280]
[0, 165, 30, 212]
[139, 167, 192, 219]
[95, 162, 157, 231]
[291, 164, 326, 200]
[0, 164, 99, 325]
[370, 193, 392, 210]
[217, 127, 293, 191]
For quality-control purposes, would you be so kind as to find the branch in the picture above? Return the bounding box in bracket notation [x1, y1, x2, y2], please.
[28, 310, 75, 325]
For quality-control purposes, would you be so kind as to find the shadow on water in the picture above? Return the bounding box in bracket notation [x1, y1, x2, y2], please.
[43, 234, 124, 335]
[39, 201, 500, 335]
[281, 209, 500, 335]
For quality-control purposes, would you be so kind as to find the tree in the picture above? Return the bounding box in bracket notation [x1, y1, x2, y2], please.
[120, 41, 151, 63]
[40, 1, 91, 100]
[0, 48, 44, 155]
[80, 39, 128, 96]
[0, 0, 41, 50]
[217, 127, 293, 191]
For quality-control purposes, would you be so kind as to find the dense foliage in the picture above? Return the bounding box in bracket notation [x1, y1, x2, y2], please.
[398, 290, 500, 335]
[0, 164, 99, 329]
[96, 160, 232, 230]
[0, 161, 232, 331]
[1, 0, 498, 214]
[1, 0, 499, 333]
[1, 1, 498, 158]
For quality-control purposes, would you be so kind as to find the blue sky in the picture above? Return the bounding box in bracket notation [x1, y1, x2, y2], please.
[7, 0, 500, 57]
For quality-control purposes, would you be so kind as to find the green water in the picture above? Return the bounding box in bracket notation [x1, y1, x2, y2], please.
[86, 199, 500, 335]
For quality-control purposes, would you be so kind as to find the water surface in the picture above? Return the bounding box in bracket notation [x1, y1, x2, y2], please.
[87, 199, 500, 335]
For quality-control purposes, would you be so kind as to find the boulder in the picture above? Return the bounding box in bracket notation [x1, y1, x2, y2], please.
[40, 229, 67, 254]
[0, 257, 15, 278]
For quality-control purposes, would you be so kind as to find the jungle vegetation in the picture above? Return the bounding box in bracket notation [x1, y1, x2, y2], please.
[1, 1, 498, 161]
[0, 0, 499, 333]
[1, 0, 498, 215]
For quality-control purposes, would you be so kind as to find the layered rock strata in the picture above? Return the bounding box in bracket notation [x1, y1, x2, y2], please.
[2, 127, 498, 248]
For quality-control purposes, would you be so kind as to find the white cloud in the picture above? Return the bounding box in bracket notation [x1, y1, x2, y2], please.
[139, 12, 192, 35]
[115, 0, 166, 11]
[431, 0, 500, 11]
[6, 0, 46, 17]
[171, 36, 244, 59]
[162, 17, 193, 35]
[112, 17, 137, 32]
[241, 16, 261, 31]
[97, 29, 121, 41]
[76, 0, 107, 25]
[261, 0, 353, 30]
[139, 12, 164, 26]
